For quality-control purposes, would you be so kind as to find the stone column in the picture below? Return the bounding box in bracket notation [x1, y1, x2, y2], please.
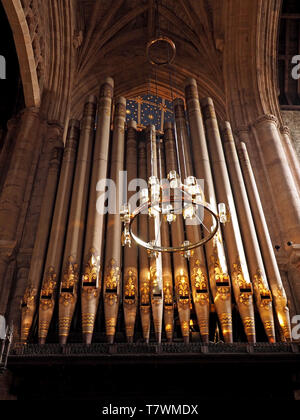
[38, 119, 80, 344]
[252, 115, 300, 248]
[222, 122, 275, 342]
[174, 98, 210, 343]
[164, 122, 191, 343]
[138, 139, 151, 343]
[123, 120, 138, 343]
[103, 96, 126, 344]
[280, 126, 300, 195]
[201, 97, 256, 343]
[184, 78, 232, 343]
[81, 77, 114, 345]
[0, 108, 42, 298]
[58, 96, 97, 344]
[20, 147, 63, 342]
[237, 142, 292, 341]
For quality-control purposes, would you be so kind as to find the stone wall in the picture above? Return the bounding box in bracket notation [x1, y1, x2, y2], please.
[281, 110, 300, 161]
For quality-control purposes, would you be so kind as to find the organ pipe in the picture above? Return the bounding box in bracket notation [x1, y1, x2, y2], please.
[123, 120, 139, 343]
[81, 77, 114, 345]
[201, 97, 256, 343]
[184, 78, 233, 343]
[58, 96, 97, 344]
[174, 98, 210, 343]
[222, 122, 276, 342]
[21, 147, 63, 342]
[237, 142, 292, 341]
[103, 96, 126, 344]
[38, 120, 80, 344]
[164, 122, 191, 343]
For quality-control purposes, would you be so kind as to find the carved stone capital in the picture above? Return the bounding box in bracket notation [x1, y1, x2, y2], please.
[0, 240, 17, 264]
[280, 126, 291, 136]
[253, 114, 279, 128]
[289, 244, 300, 271]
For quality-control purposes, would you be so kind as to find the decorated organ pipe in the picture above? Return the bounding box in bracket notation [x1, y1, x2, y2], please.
[122, 120, 139, 343]
[174, 98, 210, 343]
[38, 120, 80, 344]
[138, 139, 151, 342]
[164, 122, 191, 344]
[184, 78, 233, 343]
[81, 77, 114, 344]
[145, 124, 164, 343]
[103, 96, 126, 344]
[222, 122, 276, 342]
[21, 147, 63, 343]
[58, 96, 97, 344]
[237, 142, 292, 341]
[201, 97, 256, 343]
[21, 75, 292, 345]
[158, 139, 174, 342]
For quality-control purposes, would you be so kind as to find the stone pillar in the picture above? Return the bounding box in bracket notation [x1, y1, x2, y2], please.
[202, 97, 256, 343]
[123, 120, 138, 343]
[103, 96, 126, 344]
[222, 122, 275, 342]
[237, 142, 292, 340]
[280, 126, 300, 195]
[252, 115, 300, 248]
[58, 96, 97, 344]
[174, 98, 210, 343]
[184, 78, 232, 343]
[164, 122, 191, 343]
[38, 120, 80, 344]
[81, 77, 114, 345]
[0, 108, 42, 299]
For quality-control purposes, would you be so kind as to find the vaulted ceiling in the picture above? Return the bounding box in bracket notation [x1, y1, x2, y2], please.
[72, 0, 227, 118]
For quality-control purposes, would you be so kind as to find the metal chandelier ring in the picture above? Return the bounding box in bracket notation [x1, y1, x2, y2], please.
[146, 36, 176, 66]
[129, 196, 219, 253]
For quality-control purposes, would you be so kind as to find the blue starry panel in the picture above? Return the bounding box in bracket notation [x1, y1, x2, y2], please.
[126, 99, 138, 124]
[141, 101, 161, 130]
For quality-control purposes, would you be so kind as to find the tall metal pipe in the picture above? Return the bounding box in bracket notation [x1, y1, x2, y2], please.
[145, 125, 163, 343]
[184, 78, 233, 342]
[21, 146, 63, 343]
[237, 142, 292, 341]
[158, 138, 174, 342]
[58, 96, 97, 344]
[138, 138, 151, 343]
[201, 97, 256, 343]
[81, 77, 114, 345]
[222, 122, 275, 342]
[38, 119, 80, 344]
[173, 98, 210, 343]
[123, 120, 138, 343]
[164, 122, 191, 343]
[103, 96, 126, 344]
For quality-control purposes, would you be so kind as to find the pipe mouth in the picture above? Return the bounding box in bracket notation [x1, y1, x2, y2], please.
[155, 332, 162, 343]
[247, 335, 256, 344]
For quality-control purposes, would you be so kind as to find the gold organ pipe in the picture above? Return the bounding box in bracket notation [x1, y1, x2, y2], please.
[145, 124, 163, 343]
[103, 96, 126, 344]
[237, 142, 292, 341]
[184, 78, 233, 343]
[138, 138, 151, 343]
[201, 97, 256, 343]
[164, 122, 191, 343]
[222, 122, 276, 342]
[174, 98, 210, 343]
[58, 96, 97, 344]
[21, 147, 63, 343]
[123, 120, 139, 343]
[38, 120, 80, 344]
[158, 138, 174, 342]
[81, 77, 114, 344]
